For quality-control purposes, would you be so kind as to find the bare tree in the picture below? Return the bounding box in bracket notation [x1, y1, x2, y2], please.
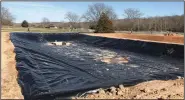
[123, 8, 143, 32]
[82, 3, 117, 25]
[1, 7, 15, 26]
[41, 17, 50, 28]
[65, 12, 80, 29]
[123, 8, 143, 19]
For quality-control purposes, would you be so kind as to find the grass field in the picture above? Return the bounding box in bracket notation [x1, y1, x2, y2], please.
[2, 27, 91, 33]
[2, 27, 184, 35]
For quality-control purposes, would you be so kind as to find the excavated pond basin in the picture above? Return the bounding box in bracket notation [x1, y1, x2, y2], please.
[10, 33, 184, 100]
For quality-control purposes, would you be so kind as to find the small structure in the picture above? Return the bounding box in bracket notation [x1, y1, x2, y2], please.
[49, 24, 58, 29]
[45, 24, 58, 29]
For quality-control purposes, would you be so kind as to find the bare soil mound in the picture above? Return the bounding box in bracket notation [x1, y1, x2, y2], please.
[87, 33, 184, 45]
[75, 79, 184, 99]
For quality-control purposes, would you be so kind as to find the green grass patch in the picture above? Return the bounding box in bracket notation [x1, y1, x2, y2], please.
[2, 27, 89, 33]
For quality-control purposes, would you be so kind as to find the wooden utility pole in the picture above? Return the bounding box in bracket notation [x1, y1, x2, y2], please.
[137, 18, 140, 31]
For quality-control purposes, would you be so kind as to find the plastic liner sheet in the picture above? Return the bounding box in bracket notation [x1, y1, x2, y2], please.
[10, 32, 184, 100]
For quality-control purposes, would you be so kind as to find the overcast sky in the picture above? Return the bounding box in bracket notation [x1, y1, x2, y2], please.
[2, 1, 184, 23]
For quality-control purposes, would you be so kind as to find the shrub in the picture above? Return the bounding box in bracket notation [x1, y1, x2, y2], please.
[21, 20, 29, 27]
[94, 12, 114, 33]
[89, 25, 96, 29]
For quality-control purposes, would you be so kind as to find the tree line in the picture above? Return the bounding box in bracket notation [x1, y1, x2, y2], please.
[1, 3, 184, 32]
[114, 15, 184, 32]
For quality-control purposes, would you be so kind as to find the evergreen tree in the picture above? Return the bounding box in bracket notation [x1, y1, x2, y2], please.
[21, 20, 29, 27]
[95, 12, 115, 33]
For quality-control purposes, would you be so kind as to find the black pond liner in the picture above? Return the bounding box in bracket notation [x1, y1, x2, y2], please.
[10, 32, 184, 100]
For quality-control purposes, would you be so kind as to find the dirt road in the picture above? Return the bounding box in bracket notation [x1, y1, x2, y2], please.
[1, 32, 184, 99]
[87, 33, 184, 45]
[1, 32, 23, 99]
